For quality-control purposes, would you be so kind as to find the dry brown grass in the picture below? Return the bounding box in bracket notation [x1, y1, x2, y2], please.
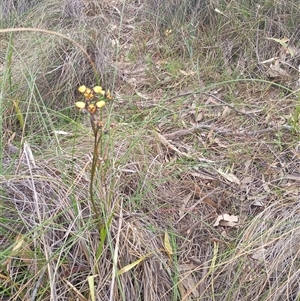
[1, 0, 300, 300]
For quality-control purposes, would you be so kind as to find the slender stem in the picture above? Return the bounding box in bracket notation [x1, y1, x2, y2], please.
[89, 125, 102, 230]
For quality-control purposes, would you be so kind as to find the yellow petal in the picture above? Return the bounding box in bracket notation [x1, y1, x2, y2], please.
[78, 85, 87, 93]
[96, 101, 106, 108]
[93, 86, 103, 94]
[75, 101, 86, 109]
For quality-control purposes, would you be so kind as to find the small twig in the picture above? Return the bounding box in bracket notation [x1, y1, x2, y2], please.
[165, 91, 200, 101]
[203, 92, 256, 121]
[154, 131, 192, 158]
[31, 268, 46, 301]
[176, 188, 218, 224]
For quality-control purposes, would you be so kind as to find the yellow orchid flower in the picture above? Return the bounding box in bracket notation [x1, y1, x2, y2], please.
[75, 101, 86, 109]
[96, 101, 106, 108]
[93, 86, 103, 94]
[88, 103, 97, 114]
[78, 85, 87, 93]
[84, 88, 94, 100]
[105, 89, 112, 100]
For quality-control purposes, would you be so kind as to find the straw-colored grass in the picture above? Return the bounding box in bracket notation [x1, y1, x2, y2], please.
[1, 0, 300, 300]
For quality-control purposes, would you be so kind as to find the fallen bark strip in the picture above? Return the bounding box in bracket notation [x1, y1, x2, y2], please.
[163, 124, 293, 140]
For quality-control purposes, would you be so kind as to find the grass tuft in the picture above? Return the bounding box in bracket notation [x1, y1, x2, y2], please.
[1, 0, 300, 300]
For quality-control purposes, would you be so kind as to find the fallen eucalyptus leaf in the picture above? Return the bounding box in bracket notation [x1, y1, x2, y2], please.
[217, 169, 241, 185]
[214, 214, 239, 227]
